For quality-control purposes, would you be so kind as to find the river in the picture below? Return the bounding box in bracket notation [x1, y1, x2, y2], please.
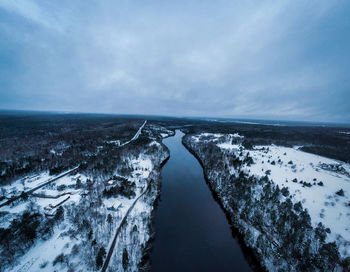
[150, 131, 252, 271]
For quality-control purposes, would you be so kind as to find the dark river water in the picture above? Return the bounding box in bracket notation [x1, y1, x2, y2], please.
[150, 131, 252, 272]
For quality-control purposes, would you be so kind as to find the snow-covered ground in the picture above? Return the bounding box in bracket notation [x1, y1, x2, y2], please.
[103, 143, 168, 271]
[2, 133, 168, 272]
[1, 172, 51, 199]
[184, 132, 350, 270]
[7, 224, 73, 272]
[107, 181, 157, 272]
[102, 155, 154, 229]
[1, 120, 174, 272]
[2, 148, 165, 271]
[0, 173, 85, 228]
[129, 156, 153, 180]
[106, 140, 121, 146]
[143, 123, 175, 140]
[207, 132, 350, 257]
[0, 167, 79, 203]
[2, 173, 89, 272]
[244, 145, 350, 256]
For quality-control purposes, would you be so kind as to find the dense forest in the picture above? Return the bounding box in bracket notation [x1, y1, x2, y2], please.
[0, 113, 147, 185]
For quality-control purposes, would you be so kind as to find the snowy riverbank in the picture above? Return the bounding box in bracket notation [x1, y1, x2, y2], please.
[183, 132, 350, 271]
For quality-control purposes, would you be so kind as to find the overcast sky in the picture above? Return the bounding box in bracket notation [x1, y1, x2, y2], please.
[0, 1, 349, 122]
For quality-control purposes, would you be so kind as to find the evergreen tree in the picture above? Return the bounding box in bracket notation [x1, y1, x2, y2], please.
[122, 248, 129, 270]
[107, 214, 113, 224]
[96, 246, 106, 269]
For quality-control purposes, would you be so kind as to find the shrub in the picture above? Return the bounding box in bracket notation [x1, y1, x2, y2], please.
[281, 187, 289, 197]
[20, 191, 28, 200]
[57, 185, 66, 191]
[303, 182, 312, 187]
[96, 247, 106, 269]
[103, 181, 136, 199]
[53, 254, 66, 266]
[122, 248, 129, 270]
[39, 261, 48, 268]
[336, 189, 344, 197]
[54, 206, 64, 221]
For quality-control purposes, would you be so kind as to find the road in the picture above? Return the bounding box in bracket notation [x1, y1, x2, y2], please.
[101, 120, 148, 272]
[101, 183, 150, 272]
[119, 120, 147, 147]
[1, 120, 147, 209]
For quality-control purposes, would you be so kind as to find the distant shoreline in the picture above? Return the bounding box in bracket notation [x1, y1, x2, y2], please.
[0, 109, 349, 128]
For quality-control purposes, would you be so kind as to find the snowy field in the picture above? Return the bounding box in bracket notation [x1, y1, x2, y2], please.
[210, 133, 350, 257]
[1, 173, 88, 272]
[6, 224, 73, 272]
[0, 172, 85, 227]
[0, 172, 51, 199]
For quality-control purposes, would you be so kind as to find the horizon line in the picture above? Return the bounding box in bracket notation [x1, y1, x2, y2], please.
[0, 108, 349, 126]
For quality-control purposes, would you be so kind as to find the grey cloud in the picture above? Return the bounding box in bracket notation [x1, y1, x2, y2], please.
[0, 0, 349, 122]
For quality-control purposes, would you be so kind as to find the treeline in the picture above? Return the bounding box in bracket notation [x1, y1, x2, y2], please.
[103, 180, 136, 199]
[227, 172, 344, 271]
[182, 121, 350, 163]
[0, 114, 145, 185]
[183, 135, 350, 271]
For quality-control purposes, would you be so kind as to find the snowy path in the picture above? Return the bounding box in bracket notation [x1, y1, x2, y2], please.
[119, 120, 147, 147]
[101, 121, 149, 271]
[101, 183, 150, 272]
[1, 120, 146, 209]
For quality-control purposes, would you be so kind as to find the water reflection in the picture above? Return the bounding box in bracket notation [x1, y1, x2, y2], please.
[150, 131, 252, 272]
